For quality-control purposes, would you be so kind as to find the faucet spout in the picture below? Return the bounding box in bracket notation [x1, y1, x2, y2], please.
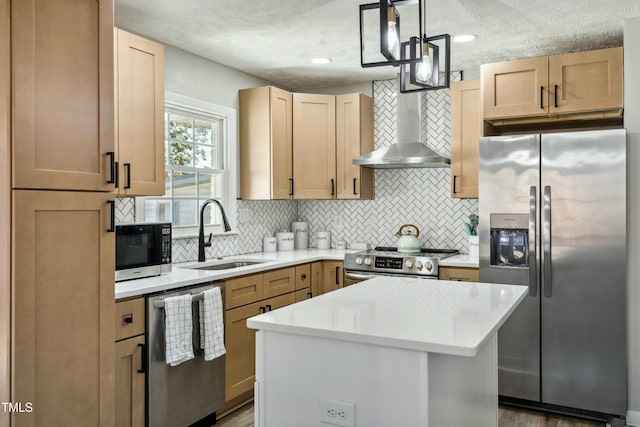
[198, 199, 232, 262]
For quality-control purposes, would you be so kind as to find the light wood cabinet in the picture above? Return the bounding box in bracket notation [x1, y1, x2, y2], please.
[322, 261, 344, 293]
[293, 93, 337, 199]
[310, 261, 325, 296]
[439, 266, 479, 282]
[295, 264, 311, 290]
[13, 190, 115, 427]
[12, 0, 115, 191]
[263, 267, 296, 298]
[239, 86, 293, 200]
[336, 93, 374, 200]
[450, 80, 481, 199]
[225, 292, 295, 401]
[482, 47, 623, 123]
[225, 274, 264, 310]
[114, 29, 165, 196]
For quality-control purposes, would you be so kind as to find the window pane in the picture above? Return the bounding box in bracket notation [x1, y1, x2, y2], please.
[197, 173, 222, 198]
[172, 171, 197, 197]
[168, 114, 193, 142]
[195, 144, 218, 169]
[169, 141, 194, 167]
[194, 120, 212, 144]
[144, 199, 172, 223]
[173, 199, 197, 227]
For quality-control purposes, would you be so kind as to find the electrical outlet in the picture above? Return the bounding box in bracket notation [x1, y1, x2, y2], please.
[238, 208, 250, 223]
[319, 398, 355, 427]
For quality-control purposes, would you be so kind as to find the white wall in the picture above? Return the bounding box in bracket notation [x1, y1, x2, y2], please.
[624, 16, 640, 426]
[164, 44, 276, 110]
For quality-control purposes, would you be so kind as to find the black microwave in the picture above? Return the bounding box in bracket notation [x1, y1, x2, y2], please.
[115, 222, 172, 282]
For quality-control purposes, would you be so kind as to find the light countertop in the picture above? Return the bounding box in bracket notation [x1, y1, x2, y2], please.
[247, 276, 526, 357]
[439, 254, 479, 268]
[115, 249, 351, 300]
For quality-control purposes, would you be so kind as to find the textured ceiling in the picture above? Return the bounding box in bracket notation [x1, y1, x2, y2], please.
[115, 0, 640, 91]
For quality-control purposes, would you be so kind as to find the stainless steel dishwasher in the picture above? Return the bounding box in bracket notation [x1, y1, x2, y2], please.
[146, 281, 225, 427]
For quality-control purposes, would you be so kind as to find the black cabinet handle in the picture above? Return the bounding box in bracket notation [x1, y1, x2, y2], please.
[107, 200, 115, 232]
[554, 84, 558, 108]
[335, 266, 340, 285]
[353, 178, 357, 195]
[137, 343, 146, 374]
[266, 304, 272, 311]
[330, 179, 335, 196]
[106, 152, 115, 184]
[289, 178, 294, 196]
[124, 163, 131, 189]
[307, 292, 313, 298]
[122, 314, 133, 325]
[540, 86, 544, 109]
[453, 175, 458, 194]
[259, 306, 266, 313]
[301, 273, 307, 281]
[114, 161, 119, 189]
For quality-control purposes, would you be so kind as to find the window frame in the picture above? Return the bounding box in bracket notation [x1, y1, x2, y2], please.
[136, 91, 238, 238]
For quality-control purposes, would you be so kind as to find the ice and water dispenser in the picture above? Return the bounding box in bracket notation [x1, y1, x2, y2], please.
[489, 214, 529, 267]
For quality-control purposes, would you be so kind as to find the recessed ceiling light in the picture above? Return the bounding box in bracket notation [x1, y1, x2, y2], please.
[311, 57, 332, 65]
[453, 34, 477, 43]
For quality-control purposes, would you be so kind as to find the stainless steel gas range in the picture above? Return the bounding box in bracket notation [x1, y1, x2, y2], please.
[344, 247, 459, 285]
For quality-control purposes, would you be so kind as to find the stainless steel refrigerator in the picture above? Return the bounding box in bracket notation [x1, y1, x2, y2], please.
[479, 129, 626, 424]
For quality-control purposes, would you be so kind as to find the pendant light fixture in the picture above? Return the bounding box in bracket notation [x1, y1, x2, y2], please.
[359, 0, 423, 68]
[399, 33, 450, 93]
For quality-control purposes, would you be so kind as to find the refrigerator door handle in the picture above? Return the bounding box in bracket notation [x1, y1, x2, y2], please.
[543, 185, 552, 298]
[529, 186, 537, 296]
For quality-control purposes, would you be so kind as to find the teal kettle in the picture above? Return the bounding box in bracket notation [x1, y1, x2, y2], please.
[395, 224, 422, 253]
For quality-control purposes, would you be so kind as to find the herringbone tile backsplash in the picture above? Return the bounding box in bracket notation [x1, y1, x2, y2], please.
[299, 75, 478, 252]
[115, 74, 478, 262]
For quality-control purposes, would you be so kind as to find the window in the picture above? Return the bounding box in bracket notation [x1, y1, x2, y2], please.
[137, 92, 237, 237]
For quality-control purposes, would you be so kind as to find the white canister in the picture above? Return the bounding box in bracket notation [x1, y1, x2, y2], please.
[469, 235, 479, 257]
[291, 221, 308, 249]
[316, 231, 331, 249]
[263, 236, 277, 253]
[276, 232, 295, 251]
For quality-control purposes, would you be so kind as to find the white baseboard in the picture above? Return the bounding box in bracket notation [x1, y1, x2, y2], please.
[626, 410, 640, 426]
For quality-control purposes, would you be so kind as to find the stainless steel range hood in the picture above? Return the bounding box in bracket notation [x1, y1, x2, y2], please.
[352, 90, 450, 168]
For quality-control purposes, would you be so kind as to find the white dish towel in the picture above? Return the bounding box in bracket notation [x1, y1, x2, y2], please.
[199, 287, 226, 361]
[164, 294, 194, 366]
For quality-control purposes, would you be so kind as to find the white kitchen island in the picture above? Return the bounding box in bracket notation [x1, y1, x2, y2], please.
[247, 276, 527, 427]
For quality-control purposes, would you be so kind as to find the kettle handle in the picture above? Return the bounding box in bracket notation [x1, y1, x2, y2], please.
[396, 224, 420, 237]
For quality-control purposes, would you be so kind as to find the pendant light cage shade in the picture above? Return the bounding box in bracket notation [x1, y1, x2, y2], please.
[359, 0, 423, 68]
[399, 33, 451, 93]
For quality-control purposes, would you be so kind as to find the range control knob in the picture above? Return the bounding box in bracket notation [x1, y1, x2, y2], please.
[415, 261, 424, 270]
[405, 260, 413, 268]
[425, 261, 434, 272]
[355, 257, 363, 265]
[364, 257, 372, 266]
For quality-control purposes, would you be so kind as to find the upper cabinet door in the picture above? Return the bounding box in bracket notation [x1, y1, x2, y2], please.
[482, 56, 549, 120]
[336, 93, 374, 200]
[450, 80, 481, 199]
[548, 47, 623, 114]
[293, 93, 336, 199]
[270, 87, 293, 199]
[115, 29, 165, 196]
[12, 0, 115, 191]
[239, 86, 293, 200]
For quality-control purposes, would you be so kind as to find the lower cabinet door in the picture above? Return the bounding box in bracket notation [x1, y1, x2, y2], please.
[12, 190, 115, 426]
[322, 261, 344, 293]
[295, 288, 312, 302]
[439, 266, 479, 282]
[224, 292, 295, 401]
[116, 336, 145, 427]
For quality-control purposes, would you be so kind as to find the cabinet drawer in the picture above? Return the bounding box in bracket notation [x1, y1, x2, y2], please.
[295, 264, 311, 290]
[115, 298, 145, 341]
[295, 288, 312, 302]
[263, 267, 296, 298]
[439, 267, 479, 282]
[225, 274, 264, 309]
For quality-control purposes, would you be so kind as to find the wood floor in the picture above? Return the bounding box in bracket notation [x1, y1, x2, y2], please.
[215, 403, 607, 427]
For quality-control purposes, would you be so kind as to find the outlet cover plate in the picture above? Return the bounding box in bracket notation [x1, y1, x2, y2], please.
[319, 398, 355, 427]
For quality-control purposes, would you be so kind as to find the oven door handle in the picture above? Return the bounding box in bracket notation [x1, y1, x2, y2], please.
[344, 272, 378, 281]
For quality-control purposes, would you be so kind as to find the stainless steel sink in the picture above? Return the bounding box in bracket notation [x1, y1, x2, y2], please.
[185, 260, 266, 271]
